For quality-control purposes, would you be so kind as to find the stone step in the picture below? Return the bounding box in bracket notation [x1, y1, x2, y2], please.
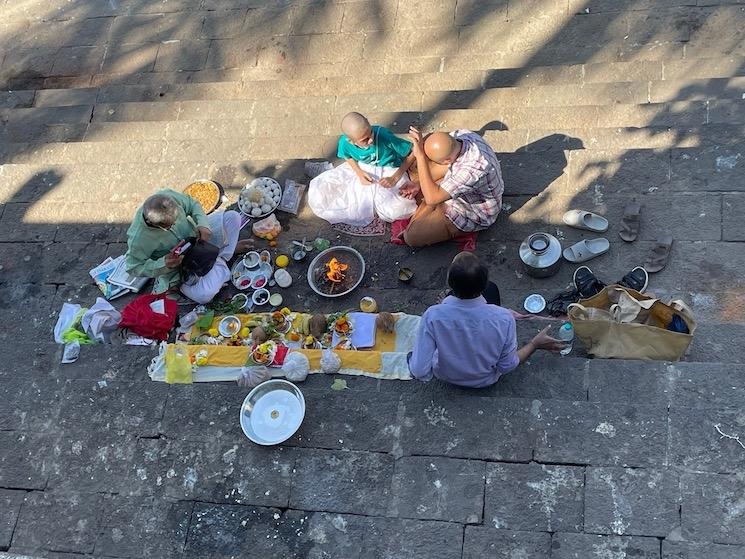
[3, 126, 745, 196]
[67, 99, 742, 131]
[7, 348, 745, 475]
[4, 110, 745, 154]
[6, 74, 745, 116]
[5, 47, 745, 93]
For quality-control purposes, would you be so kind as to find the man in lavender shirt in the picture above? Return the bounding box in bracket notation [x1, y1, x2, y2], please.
[408, 252, 565, 388]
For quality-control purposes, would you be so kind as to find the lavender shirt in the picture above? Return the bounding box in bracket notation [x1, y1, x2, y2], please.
[408, 296, 520, 388]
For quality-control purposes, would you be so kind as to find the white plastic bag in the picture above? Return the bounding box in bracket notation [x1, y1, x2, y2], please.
[282, 352, 310, 382]
[54, 303, 82, 344]
[320, 349, 341, 375]
[252, 214, 281, 240]
[81, 298, 122, 343]
[237, 366, 271, 388]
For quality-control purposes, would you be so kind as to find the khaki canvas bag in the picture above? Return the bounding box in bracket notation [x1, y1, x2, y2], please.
[567, 285, 696, 361]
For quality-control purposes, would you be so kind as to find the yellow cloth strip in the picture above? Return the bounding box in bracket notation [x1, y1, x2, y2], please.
[179, 344, 251, 367]
[293, 349, 382, 373]
[186, 311, 396, 372]
[178, 345, 382, 373]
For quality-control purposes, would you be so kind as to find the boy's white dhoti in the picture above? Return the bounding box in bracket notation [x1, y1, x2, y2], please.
[308, 162, 416, 226]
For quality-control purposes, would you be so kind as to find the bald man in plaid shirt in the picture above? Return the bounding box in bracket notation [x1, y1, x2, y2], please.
[399, 128, 505, 247]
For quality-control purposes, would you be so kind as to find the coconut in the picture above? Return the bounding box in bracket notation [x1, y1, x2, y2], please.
[251, 326, 268, 344]
[274, 268, 292, 288]
[309, 314, 328, 338]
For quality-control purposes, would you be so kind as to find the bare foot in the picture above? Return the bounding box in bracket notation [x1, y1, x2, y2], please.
[235, 239, 255, 254]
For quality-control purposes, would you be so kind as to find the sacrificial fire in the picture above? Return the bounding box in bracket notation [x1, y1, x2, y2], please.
[325, 257, 348, 283]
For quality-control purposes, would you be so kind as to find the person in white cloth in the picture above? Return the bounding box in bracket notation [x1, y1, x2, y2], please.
[307, 112, 417, 226]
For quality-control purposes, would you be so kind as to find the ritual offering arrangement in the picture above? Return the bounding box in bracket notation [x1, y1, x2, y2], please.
[238, 177, 282, 218]
[307, 246, 365, 298]
[148, 307, 420, 383]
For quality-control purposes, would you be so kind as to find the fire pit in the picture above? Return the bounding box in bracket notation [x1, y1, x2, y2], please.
[307, 246, 365, 298]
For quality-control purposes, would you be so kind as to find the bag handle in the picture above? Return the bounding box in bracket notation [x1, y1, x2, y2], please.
[670, 299, 695, 319]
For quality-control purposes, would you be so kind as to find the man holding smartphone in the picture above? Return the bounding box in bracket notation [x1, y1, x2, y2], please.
[125, 189, 251, 300]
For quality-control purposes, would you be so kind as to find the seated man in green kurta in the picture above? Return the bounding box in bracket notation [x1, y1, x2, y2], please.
[125, 189, 251, 301]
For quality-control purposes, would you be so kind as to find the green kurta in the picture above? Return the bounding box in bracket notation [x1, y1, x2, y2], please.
[125, 189, 210, 293]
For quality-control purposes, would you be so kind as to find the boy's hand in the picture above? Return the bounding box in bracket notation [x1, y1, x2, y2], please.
[165, 252, 183, 269]
[357, 171, 374, 185]
[197, 226, 212, 242]
[408, 126, 424, 156]
[379, 173, 400, 188]
[399, 181, 421, 199]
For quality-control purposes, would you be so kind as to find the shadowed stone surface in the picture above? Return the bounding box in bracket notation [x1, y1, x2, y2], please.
[462, 526, 551, 559]
[290, 449, 394, 516]
[159, 438, 295, 508]
[397, 394, 536, 461]
[533, 401, 667, 467]
[10, 492, 104, 555]
[95, 497, 192, 559]
[0, 489, 25, 549]
[389, 456, 485, 523]
[584, 467, 680, 537]
[681, 472, 745, 545]
[551, 533, 661, 559]
[485, 463, 584, 533]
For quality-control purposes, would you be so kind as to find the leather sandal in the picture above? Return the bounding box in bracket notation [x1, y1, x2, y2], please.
[619, 202, 641, 242]
[644, 233, 673, 273]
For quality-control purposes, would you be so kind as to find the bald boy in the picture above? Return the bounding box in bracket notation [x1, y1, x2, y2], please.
[307, 112, 418, 226]
[338, 112, 415, 186]
[399, 128, 505, 247]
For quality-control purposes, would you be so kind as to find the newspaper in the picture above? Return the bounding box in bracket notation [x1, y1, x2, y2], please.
[89, 256, 147, 300]
[108, 256, 149, 291]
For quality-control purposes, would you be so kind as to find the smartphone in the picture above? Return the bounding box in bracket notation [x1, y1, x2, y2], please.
[173, 241, 191, 256]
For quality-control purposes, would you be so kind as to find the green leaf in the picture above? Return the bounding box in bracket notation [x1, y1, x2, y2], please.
[330, 378, 348, 391]
[195, 310, 215, 329]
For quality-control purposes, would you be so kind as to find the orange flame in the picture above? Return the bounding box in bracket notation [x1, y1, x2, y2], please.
[325, 258, 348, 283]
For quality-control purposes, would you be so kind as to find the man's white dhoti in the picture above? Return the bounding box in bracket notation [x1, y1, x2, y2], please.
[180, 210, 240, 304]
[308, 162, 417, 226]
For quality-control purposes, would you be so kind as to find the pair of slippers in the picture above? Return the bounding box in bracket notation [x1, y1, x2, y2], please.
[619, 202, 672, 273]
[561, 210, 610, 263]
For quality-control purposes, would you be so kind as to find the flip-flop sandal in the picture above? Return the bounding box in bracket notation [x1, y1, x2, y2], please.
[644, 233, 673, 273]
[562, 210, 609, 232]
[619, 202, 641, 242]
[562, 238, 610, 263]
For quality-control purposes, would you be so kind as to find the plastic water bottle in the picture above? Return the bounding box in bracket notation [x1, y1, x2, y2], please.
[558, 322, 574, 356]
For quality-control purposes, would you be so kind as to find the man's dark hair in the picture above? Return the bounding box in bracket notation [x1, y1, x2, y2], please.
[447, 252, 488, 299]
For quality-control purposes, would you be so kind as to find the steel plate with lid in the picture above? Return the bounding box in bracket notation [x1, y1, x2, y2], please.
[240, 380, 305, 445]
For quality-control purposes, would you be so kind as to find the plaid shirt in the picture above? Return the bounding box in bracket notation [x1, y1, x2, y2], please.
[440, 130, 504, 232]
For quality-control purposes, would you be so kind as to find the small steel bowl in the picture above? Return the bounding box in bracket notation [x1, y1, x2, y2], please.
[231, 293, 249, 310]
[252, 288, 270, 306]
[240, 380, 305, 445]
[243, 251, 260, 269]
[218, 315, 241, 337]
[250, 274, 269, 289]
[524, 293, 547, 314]
[398, 267, 414, 282]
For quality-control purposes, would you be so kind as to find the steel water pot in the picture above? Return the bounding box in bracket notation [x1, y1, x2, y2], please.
[519, 232, 562, 278]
